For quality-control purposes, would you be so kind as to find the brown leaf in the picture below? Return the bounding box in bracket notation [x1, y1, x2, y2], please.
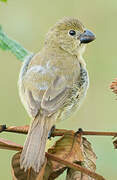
[113, 139, 117, 149]
[66, 137, 97, 180]
[48, 131, 84, 170]
[110, 78, 117, 95]
[0, 138, 22, 151]
[43, 131, 84, 179]
[43, 159, 66, 180]
[11, 152, 47, 180]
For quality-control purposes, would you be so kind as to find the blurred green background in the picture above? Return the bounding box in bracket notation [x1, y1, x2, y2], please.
[0, 0, 117, 179]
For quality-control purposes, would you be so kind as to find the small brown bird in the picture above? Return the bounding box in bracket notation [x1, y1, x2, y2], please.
[18, 17, 95, 172]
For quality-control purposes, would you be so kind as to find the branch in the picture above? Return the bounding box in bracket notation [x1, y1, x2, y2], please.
[0, 138, 22, 151]
[0, 125, 28, 134]
[1, 125, 117, 138]
[52, 129, 117, 137]
[46, 152, 105, 180]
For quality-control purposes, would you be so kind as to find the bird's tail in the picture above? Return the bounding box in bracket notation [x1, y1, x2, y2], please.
[20, 114, 53, 172]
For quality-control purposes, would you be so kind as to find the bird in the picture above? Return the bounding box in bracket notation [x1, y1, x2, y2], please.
[18, 17, 95, 173]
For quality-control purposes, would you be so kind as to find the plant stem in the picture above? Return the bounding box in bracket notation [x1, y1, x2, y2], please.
[52, 129, 117, 137]
[2, 125, 28, 134]
[0, 138, 22, 151]
[0, 26, 32, 62]
[46, 152, 106, 180]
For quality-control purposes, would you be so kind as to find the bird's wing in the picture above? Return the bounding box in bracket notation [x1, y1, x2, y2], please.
[21, 63, 71, 117]
[41, 76, 71, 116]
[21, 64, 53, 117]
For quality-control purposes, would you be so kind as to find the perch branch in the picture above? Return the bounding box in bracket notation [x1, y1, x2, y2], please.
[1, 125, 117, 138]
[0, 125, 28, 134]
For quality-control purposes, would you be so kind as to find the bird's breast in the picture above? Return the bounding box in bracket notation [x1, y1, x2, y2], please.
[56, 66, 89, 121]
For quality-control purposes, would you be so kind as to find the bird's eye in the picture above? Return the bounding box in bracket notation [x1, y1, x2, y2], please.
[69, 30, 76, 36]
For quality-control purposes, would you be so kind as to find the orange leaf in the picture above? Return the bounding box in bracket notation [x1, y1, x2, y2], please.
[47, 131, 84, 174]
[113, 139, 117, 149]
[66, 137, 97, 180]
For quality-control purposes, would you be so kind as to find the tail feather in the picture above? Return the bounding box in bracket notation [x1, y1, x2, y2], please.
[20, 114, 52, 172]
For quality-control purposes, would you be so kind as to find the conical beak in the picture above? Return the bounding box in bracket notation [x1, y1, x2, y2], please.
[80, 29, 96, 44]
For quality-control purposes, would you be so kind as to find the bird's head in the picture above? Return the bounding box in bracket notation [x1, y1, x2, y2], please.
[45, 17, 95, 56]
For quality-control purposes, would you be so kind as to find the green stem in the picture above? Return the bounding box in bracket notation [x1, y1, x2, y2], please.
[0, 25, 33, 62]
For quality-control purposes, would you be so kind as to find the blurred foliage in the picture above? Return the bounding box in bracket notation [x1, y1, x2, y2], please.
[0, 0, 117, 180]
[0, 26, 31, 61]
[0, 0, 7, 2]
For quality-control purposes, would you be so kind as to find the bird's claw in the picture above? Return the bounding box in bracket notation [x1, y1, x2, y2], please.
[48, 125, 56, 139]
[75, 128, 83, 136]
[0, 125, 6, 133]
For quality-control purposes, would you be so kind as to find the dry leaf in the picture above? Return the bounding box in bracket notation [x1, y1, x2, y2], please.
[66, 137, 97, 180]
[12, 152, 47, 180]
[48, 131, 84, 170]
[110, 78, 117, 95]
[43, 131, 84, 179]
[113, 139, 117, 149]
[43, 160, 66, 180]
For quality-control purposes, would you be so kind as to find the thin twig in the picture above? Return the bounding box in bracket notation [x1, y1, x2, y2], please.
[81, 131, 117, 137]
[0, 138, 22, 151]
[0, 125, 28, 134]
[52, 129, 117, 137]
[46, 152, 106, 180]
[0, 125, 66, 135]
[1, 125, 117, 138]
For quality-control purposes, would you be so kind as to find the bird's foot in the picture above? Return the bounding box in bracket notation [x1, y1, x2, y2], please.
[48, 125, 56, 139]
[75, 128, 83, 136]
[0, 124, 6, 133]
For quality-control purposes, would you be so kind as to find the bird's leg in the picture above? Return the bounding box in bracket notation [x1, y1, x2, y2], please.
[48, 125, 56, 139]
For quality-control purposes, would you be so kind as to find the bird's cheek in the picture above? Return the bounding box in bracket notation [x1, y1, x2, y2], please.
[74, 39, 80, 49]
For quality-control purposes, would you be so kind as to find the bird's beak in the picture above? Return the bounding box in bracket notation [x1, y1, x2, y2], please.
[79, 29, 96, 44]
